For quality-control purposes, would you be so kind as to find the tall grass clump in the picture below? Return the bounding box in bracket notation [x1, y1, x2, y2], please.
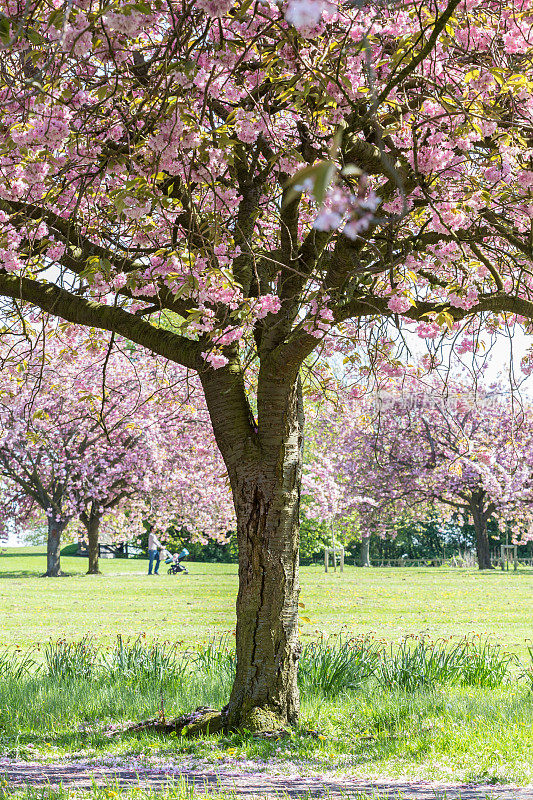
[192, 636, 235, 694]
[375, 637, 464, 691]
[522, 643, 533, 692]
[457, 637, 517, 688]
[44, 636, 97, 680]
[101, 636, 187, 684]
[0, 647, 35, 680]
[1, 632, 526, 704]
[299, 635, 381, 698]
[374, 636, 516, 691]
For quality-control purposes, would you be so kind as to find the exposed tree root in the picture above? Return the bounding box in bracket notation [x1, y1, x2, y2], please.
[124, 707, 322, 739]
[128, 707, 226, 737]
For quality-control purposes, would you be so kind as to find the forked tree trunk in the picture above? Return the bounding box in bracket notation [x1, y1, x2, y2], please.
[360, 535, 371, 567]
[46, 518, 66, 576]
[202, 367, 304, 731]
[470, 496, 493, 571]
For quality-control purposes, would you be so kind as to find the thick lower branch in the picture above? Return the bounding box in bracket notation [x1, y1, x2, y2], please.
[0, 273, 201, 369]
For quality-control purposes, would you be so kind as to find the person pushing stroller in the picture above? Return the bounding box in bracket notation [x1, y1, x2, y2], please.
[147, 530, 163, 575]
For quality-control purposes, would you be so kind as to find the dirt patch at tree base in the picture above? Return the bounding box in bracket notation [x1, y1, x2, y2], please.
[0, 760, 531, 799]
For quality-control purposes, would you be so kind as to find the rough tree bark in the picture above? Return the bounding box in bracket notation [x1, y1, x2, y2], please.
[45, 518, 66, 577]
[469, 493, 493, 571]
[360, 535, 371, 567]
[81, 507, 101, 575]
[201, 363, 304, 731]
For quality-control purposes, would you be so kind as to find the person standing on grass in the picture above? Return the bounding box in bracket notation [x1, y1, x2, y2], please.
[147, 529, 162, 575]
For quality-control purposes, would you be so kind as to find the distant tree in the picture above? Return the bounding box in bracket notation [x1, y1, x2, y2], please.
[0, 326, 232, 575]
[348, 379, 533, 569]
[20, 519, 48, 547]
[304, 395, 379, 565]
[305, 378, 533, 569]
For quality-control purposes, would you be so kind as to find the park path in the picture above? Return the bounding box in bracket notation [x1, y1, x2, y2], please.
[1, 760, 532, 799]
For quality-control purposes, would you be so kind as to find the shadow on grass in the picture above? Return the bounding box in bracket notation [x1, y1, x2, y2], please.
[7, 730, 141, 753]
[0, 570, 46, 579]
[0, 551, 46, 558]
[0, 569, 79, 579]
[0, 726, 459, 779]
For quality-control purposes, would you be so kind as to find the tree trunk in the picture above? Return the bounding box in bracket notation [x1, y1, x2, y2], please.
[360, 535, 371, 567]
[45, 518, 65, 576]
[470, 498, 493, 570]
[86, 514, 101, 575]
[201, 367, 304, 732]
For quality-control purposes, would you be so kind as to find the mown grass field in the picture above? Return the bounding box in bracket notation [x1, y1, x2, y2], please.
[0, 547, 532, 654]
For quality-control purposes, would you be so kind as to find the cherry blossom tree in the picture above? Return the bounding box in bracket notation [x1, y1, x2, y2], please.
[77, 391, 234, 573]
[305, 377, 533, 568]
[101, 424, 235, 558]
[303, 401, 374, 562]
[0, 0, 531, 728]
[304, 391, 392, 566]
[341, 379, 533, 569]
[0, 325, 231, 575]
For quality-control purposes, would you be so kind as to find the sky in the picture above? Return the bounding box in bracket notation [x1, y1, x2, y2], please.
[402, 324, 533, 394]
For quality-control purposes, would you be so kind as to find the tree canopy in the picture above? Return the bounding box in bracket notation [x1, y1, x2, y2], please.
[305, 377, 533, 569]
[0, 0, 531, 360]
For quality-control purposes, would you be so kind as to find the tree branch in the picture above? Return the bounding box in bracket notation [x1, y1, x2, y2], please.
[370, 0, 462, 111]
[0, 273, 202, 370]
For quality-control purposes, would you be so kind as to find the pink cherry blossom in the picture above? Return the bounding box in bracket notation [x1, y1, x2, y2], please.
[387, 295, 413, 313]
[0, 325, 234, 572]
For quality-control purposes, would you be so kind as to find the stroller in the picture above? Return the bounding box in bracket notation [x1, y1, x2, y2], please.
[164, 548, 189, 575]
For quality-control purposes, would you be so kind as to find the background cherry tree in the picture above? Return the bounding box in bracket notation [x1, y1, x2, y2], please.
[0, 324, 233, 575]
[303, 395, 376, 565]
[313, 376, 533, 570]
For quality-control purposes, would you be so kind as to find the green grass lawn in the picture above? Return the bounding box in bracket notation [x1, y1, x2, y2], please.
[0, 547, 532, 654]
[1, 548, 533, 787]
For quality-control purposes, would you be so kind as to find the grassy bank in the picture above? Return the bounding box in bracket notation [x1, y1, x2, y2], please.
[0, 635, 532, 785]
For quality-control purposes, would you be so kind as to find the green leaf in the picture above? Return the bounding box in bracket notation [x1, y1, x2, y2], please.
[98, 257, 113, 272]
[436, 311, 455, 331]
[327, 122, 347, 160]
[312, 161, 336, 205]
[0, 14, 10, 45]
[49, 9, 64, 27]
[283, 160, 337, 208]
[26, 27, 43, 46]
[464, 69, 480, 83]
